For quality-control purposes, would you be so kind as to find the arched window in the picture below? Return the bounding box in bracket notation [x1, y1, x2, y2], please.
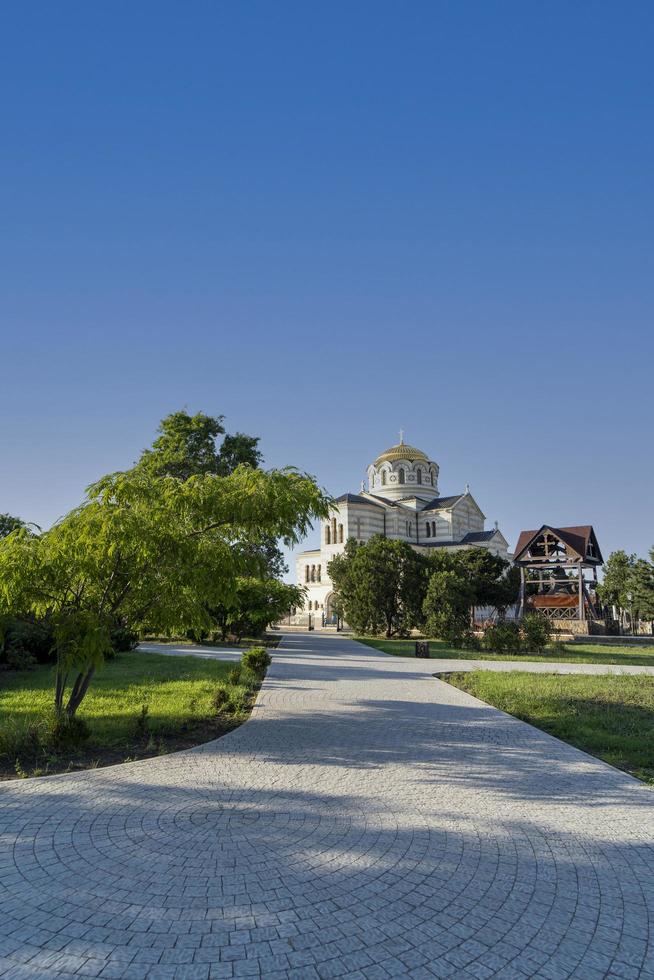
[311, 565, 316, 582]
[325, 525, 331, 545]
[430, 469, 435, 486]
[398, 467, 405, 484]
[305, 566, 310, 582]
[338, 524, 344, 543]
[417, 469, 422, 485]
[332, 517, 337, 542]
[426, 522, 431, 538]
[432, 521, 436, 537]
[317, 565, 321, 582]
[381, 470, 386, 486]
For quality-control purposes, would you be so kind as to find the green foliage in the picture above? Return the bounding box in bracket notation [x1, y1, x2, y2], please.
[630, 553, 654, 620]
[598, 548, 654, 622]
[329, 536, 426, 637]
[0, 616, 54, 668]
[521, 613, 552, 653]
[455, 550, 519, 613]
[241, 646, 272, 679]
[0, 514, 25, 539]
[597, 550, 636, 611]
[0, 432, 330, 717]
[483, 620, 522, 655]
[422, 569, 473, 646]
[211, 578, 304, 641]
[49, 714, 91, 746]
[136, 410, 264, 480]
[109, 626, 139, 653]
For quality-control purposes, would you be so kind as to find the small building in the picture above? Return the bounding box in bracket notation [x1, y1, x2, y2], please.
[296, 437, 510, 624]
[513, 525, 604, 632]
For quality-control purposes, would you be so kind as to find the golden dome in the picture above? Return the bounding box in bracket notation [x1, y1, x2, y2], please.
[374, 441, 429, 465]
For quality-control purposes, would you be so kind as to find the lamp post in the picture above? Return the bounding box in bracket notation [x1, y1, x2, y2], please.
[627, 591, 634, 635]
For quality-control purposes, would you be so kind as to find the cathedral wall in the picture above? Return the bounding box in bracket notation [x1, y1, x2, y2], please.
[451, 499, 485, 540]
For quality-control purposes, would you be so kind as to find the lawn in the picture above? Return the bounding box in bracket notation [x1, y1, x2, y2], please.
[357, 636, 654, 667]
[0, 651, 255, 779]
[446, 670, 654, 784]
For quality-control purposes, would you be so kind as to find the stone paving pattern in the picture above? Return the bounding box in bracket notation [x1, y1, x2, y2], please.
[1, 632, 653, 979]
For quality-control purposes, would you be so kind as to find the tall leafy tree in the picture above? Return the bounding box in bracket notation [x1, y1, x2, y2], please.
[136, 409, 284, 575]
[137, 410, 263, 479]
[597, 550, 636, 616]
[0, 514, 25, 539]
[211, 578, 305, 641]
[0, 460, 330, 719]
[630, 552, 654, 620]
[328, 535, 426, 637]
[422, 569, 473, 645]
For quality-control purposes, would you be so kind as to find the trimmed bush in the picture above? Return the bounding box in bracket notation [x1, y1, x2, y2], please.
[483, 620, 522, 655]
[241, 646, 271, 679]
[521, 613, 552, 654]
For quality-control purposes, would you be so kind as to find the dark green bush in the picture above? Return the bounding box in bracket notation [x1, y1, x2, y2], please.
[49, 715, 91, 746]
[241, 646, 271, 679]
[110, 627, 139, 653]
[521, 613, 552, 654]
[0, 616, 55, 667]
[483, 620, 522, 655]
[213, 686, 230, 712]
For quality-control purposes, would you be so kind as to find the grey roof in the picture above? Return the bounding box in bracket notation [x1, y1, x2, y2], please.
[461, 530, 499, 543]
[335, 493, 386, 509]
[420, 494, 464, 512]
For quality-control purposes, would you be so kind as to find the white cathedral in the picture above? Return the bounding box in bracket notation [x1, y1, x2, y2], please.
[295, 437, 510, 623]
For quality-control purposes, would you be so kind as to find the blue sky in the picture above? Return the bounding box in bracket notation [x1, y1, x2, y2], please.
[1, 1, 652, 572]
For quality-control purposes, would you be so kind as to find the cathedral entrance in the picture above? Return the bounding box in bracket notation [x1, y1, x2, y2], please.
[324, 593, 338, 626]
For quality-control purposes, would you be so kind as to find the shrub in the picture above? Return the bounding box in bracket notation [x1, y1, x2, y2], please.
[227, 665, 242, 685]
[241, 646, 271, 679]
[134, 704, 149, 738]
[0, 616, 55, 667]
[483, 620, 522, 655]
[110, 627, 139, 654]
[213, 686, 230, 712]
[460, 630, 482, 652]
[521, 613, 552, 654]
[49, 715, 91, 746]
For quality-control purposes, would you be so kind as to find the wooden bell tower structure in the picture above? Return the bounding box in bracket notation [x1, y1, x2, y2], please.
[513, 525, 603, 622]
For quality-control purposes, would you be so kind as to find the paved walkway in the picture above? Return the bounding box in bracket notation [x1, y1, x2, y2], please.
[1, 632, 653, 979]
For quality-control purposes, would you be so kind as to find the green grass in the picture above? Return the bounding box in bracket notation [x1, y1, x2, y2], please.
[0, 651, 254, 778]
[446, 670, 654, 784]
[357, 636, 654, 666]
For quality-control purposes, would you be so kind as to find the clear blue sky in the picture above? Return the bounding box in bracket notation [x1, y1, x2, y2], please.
[1, 1, 652, 572]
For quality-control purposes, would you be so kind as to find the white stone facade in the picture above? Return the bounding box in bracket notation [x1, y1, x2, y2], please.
[296, 439, 511, 622]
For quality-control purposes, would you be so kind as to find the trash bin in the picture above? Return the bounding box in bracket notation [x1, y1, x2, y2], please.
[414, 641, 430, 658]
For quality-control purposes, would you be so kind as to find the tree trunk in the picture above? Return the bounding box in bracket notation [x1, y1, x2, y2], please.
[65, 666, 96, 718]
[54, 667, 68, 716]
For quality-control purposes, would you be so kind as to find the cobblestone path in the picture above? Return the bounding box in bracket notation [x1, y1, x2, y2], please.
[1, 632, 653, 979]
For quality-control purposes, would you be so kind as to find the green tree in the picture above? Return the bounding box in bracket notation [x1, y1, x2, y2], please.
[212, 578, 305, 641]
[137, 410, 263, 479]
[422, 568, 474, 646]
[440, 548, 519, 618]
[0, 514, 25, 539]
[0, 463, 330, 718]
[597, 550, 636, 615]
[137, 409, 283, 576]
[630, 552, 654, 620]
[328, 535, 426, 637]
